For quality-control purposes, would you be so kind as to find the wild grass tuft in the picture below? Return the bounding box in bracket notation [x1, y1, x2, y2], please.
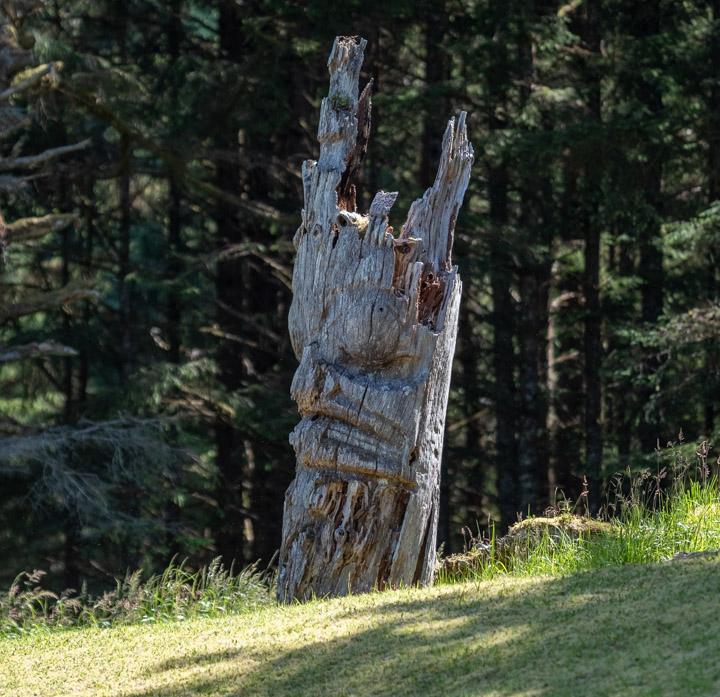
[0, 557, 271, 638]
[438, 435, 720, 582]
[6, 436, 719, 635]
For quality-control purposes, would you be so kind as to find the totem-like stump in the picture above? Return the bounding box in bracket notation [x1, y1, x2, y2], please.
[277, 36, 473, 603]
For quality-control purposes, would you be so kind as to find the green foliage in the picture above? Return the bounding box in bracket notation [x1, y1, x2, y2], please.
[0, 418, 215, 588]
[0, 558, 270, 638]
[3, 0, 720, 590]
[438, 437, 720, 581]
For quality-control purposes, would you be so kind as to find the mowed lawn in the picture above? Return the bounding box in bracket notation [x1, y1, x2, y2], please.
[3, 558, 720, 697]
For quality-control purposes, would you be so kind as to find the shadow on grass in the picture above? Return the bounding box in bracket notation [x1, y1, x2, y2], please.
[117, 559, 720, 697]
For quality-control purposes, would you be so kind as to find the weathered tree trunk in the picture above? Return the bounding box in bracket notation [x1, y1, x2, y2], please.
[277, 37, 473, 603]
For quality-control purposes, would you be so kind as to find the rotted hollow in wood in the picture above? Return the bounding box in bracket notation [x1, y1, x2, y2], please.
[277, 36, 473, 603]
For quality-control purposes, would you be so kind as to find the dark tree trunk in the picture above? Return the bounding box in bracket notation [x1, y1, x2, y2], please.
[166, 0, 183, 365]
[633, 6, 663, 311]
[77, 176, 95, 405]
[582, 0, 603, 513]
[213, 1, 249, 567]
[64, 517, 81, 591]
[515, 0, 551, 518]
[61, 178, 81, 587]
[61, 208, 73, 423]
[162, 1, 184, 561]
[166, 177, 182, 364]
[517, 268, 540, 516]
[420, 0, 448, 190]
[212, 0, 289, 568]
[705, 0, 720, 436]
[549, 168, 584, 503]
[118, 133, 133, 386]
[613, 241, 636, 463]
[115, 0, 132, 385]
[633, 0, 665, 452]
[457, 306, 484, 543]
[491, 208, 518, 530]
[516, 191, 552, 516]
[709, 0, 720, 207]
[535, 248, 551, 512]
[487, 0, 518, 531]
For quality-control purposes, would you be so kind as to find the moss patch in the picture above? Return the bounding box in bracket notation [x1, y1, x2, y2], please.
[438, 514, 614, 579]
[509, 513, 613, 537]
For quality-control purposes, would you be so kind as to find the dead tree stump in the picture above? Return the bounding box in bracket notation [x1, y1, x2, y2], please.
[277, 36, 473, 603]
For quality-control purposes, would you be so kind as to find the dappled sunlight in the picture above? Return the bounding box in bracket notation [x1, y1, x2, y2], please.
[4, 559, 720, 697]
[103, 561, 720, 697]
[686, 503, 720, 527]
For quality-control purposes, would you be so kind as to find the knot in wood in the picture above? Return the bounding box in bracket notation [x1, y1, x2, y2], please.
[392, 237, 420, 255]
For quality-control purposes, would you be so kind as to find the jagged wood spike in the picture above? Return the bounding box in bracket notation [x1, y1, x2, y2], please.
[277, 36, 473, 603]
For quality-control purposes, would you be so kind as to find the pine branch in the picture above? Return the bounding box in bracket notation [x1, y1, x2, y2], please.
[0, 417, 196, 522]
[0, 279, 98, 324]
[0, 63, 56, 103]
[60, 86, 295, 226]
[210, 243, 293, 289]
[0, 116, 32, 141]
[0, 341, 79, 362]
[5, 214, 78, 244]
[0, 139, 91, 171]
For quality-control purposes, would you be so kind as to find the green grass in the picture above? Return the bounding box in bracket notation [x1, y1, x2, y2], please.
[510, 478, 720, 574]
[3, 557, 720, 697]
[439, 462, 720, 582]
[1, 558, 270, 637]
[3, 456, 720, 695]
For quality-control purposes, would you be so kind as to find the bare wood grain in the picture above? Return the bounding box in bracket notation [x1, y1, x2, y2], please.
[277, 36, 473, 603]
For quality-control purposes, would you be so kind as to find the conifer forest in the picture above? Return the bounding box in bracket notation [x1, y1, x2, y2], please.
[1, 0, 719, 590]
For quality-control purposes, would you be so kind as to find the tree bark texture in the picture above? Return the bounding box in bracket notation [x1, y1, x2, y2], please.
[277, 37, 473, 603]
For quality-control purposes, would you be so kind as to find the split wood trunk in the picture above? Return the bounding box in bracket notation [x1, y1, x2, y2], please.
[277, 37, 473, 603]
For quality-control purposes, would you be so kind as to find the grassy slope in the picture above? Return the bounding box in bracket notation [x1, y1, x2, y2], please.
[3, 557, 720, 697]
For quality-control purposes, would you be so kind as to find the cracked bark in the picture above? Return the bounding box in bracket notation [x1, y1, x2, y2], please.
[277, 37, 473, 603]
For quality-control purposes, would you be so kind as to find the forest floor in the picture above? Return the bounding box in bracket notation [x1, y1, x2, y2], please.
[3, 555, 720, 697]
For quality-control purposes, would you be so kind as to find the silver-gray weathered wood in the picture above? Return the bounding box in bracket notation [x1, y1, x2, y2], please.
[277, 36, 473, 603]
